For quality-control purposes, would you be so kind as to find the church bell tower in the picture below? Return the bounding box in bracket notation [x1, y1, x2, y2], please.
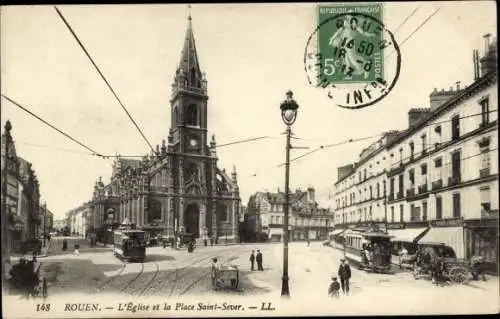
[170, 13, 209, 155]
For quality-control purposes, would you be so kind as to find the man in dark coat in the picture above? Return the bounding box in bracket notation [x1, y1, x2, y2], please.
[256, 250, 263, 271]
[338, 259, 351, 295]
[249, 250, 256, 271]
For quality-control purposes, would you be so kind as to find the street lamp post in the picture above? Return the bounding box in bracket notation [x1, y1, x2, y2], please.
[280, 90, 299, 297]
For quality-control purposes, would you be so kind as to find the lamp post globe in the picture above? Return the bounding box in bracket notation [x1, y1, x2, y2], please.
[280, 90, 299, 126]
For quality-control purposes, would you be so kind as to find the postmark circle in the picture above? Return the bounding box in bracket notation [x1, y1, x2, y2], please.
[304, 11, 401, 109]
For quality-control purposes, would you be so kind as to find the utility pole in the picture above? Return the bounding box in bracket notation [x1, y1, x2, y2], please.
[282, 124, 291, 296]
[2, 121, 12, 284]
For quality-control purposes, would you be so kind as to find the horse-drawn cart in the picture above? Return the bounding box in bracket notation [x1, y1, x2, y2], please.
[211, 265, 239, 291]
[413, 244, 469, 284]
[8, 259, 48, 299]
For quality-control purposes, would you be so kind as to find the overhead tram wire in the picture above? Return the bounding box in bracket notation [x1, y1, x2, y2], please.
[252, 109, 497, 176]
[387, 5, 444, 59]
[392, 4, 421, 34]
[1, 95, 103, 157]
[277, 133, 383, 168]
[217, 136, 274, 148]
[53, 6, 155, 154]
[17, 141, 95, 155]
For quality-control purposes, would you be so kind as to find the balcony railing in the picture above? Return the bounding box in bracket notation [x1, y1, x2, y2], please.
[388, 194, 394, 201]
[448, 174, 461, 186]
[479, 167, 491, 178]
[406, 188, 415, 198]
[432, 179, 443, 190]
[396, 191, 404, 200]
[418, 184, 428, 194]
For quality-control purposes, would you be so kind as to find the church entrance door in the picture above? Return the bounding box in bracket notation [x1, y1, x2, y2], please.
[184, 203, 200, 237]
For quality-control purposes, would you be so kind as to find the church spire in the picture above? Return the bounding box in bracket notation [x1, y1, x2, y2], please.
[177, 9, 202, 88]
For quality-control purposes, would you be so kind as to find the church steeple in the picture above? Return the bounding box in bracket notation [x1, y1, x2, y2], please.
[175, 12, 204, 90]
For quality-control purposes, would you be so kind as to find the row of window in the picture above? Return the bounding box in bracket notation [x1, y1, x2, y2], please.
[336, 186, 493, 224]
[335, 96, 491, 193]
[268, 215, 330, 227]
[337, 136, 492, 209]
[336, 180, 387, 209]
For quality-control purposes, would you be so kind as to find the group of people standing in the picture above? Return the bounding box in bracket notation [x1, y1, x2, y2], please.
[329, 258, 352, 298]
[249, 250, 264, 271]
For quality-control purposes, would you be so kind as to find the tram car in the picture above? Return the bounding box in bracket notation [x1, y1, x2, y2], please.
[113, 229, 147, 262]
[343, 229, 393, 273]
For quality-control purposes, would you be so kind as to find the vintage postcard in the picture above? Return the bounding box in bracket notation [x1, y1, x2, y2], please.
[1, 2, 498, 318]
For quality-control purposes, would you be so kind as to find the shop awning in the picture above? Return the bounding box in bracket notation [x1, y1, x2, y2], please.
[417, 226, 465, 259]
[269, 228, 284, 237]
[388, 227, 429, 243]
[329, 229, 346, 236]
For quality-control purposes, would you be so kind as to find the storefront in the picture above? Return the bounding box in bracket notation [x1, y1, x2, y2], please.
[269, 228, 283, 242]
[417, 218, 465, 259]
[387, 222, 429, 254]
[463, 215, 499, 274]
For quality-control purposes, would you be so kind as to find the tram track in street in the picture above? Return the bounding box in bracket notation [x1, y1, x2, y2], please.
[118, 262, 145, 294]
[133, 261, 161, 298]
[94, 262, 127, 294]
[178, 253, 240, 296]
[140, 246, 240, 297]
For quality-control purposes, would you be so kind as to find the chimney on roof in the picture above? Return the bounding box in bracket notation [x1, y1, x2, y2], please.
[479, 34, 497, 77]
[337, 164, 355, 182]
[408, 108, 431, 128]
[307, 187, 315, 203]
[429, 86, 459, 110]
[473, 49, 480, 81]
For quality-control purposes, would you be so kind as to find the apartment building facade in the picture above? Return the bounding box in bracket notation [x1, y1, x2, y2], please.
[334, 37, 498, 269]
[247, 187, 334, 242]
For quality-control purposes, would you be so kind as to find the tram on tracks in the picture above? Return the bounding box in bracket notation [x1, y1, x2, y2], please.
[113, 229, 147, 262]
[341, 228, 393, 273]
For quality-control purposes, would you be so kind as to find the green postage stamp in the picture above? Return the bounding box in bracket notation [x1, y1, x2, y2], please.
[304, 2, 401, 108]
[317, 3, 384, 84]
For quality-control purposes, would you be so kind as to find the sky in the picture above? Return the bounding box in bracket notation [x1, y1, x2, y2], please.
[0, 2, 497, 220]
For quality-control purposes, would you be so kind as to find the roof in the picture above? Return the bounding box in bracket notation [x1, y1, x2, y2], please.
[118, 158, 142, 169]
[386, 71, 497, 148]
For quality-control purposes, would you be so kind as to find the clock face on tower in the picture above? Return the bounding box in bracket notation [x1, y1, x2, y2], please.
[186, 134, 201, 153]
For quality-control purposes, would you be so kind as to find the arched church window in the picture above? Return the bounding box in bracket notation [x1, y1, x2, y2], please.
[217, 204, 228, 222]
[185, 104, 198, 126]
[185, 162, 199, 181]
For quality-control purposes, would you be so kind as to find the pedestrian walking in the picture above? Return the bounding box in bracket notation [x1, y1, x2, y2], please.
[249, 250, 256, 271]
[204, 237, 208, 247]
[256, 250, 264, 271]
[62, 239, 68, 252]
[338, 259, 351, 295]
[328, 276, 341, 298]
[210, 236, 214, 246]
[73, 243, 80, 256]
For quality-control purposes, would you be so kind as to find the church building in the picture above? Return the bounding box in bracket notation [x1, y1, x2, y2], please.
[87, 14, 241, 242]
